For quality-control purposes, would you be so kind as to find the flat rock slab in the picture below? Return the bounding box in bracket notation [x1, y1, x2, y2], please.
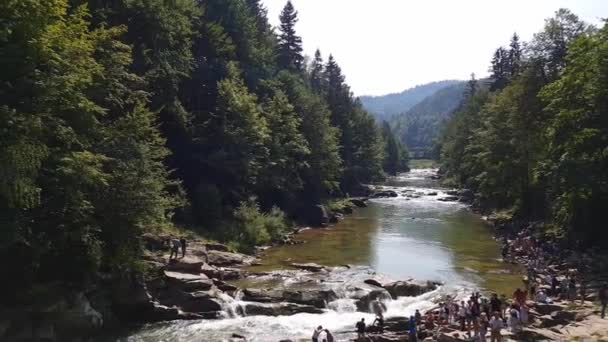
[290, 262, 326, 272]
[207, 250, 255, 266]
[164, 270, 208, 282]
[166, 256, 205, 273]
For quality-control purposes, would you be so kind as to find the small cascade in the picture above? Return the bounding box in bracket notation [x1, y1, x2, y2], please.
[218, 289, 246, 318]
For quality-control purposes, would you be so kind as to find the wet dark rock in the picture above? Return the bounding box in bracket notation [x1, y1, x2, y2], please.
[290, 262, 326, 272]
[426, 192, 438, 196]
[382, 280, 437, 298]
[446, 190, 459, 196]
[372, 190, 399, 198]
[329, 213, 340, 224]
[364, 279, 384, 287]
[437, 196, 459, 202]
[282, 289, 338, 308]
[242, 288, 336, 308]
[178, 291, 223, 313]
[242, 302, 323, 316]
[355, 289, 391, 312]
[349, 198, 367, 208]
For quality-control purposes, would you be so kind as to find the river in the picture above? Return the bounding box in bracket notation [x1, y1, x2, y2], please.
[120, 169, 523, 342]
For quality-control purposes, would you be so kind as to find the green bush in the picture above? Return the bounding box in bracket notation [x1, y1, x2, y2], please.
[231, 197, 289, 252]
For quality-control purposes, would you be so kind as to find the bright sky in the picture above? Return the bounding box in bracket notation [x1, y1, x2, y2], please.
[262, 0, 607, 96]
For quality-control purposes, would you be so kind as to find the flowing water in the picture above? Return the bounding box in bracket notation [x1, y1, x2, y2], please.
[119, 169, 524, 342]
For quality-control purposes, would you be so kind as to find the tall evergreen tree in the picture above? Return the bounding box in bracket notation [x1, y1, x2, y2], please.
[309, 49, 325, 91]
[277, 1, 304, 70]
[508, 33, 523, 77]
[490, 47, 509, 91]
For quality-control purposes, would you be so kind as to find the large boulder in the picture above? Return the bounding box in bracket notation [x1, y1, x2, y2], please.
[166, 256, 204, 273]
[179, 291, 223, 313]
[364, 279, 384, 287]
[241, 289, 337, 308]
[372, 190, 398, 198]
[282, 289, 338, 308]
[241, 289, 284, 303]
[290, 262, 326, 272]
[349, 198, 367, 208]
[207, 250, 254, 267]
[355, 289, 392, 313]
[164, 271, 213, 292]
[382, 281, 437, 298]
[242, 303, 323, 316]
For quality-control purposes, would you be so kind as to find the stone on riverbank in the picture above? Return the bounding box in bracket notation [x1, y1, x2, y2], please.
[166, 256, 205, 273]
[372, 190, 399, 198]
[207, 250, 255, 266]
[382, 280, 438, 298]
[350, 198, 368, 207]
[355, 289, 391, 313]
[242, 302, 324, 316]
[290, 262, 326, 272]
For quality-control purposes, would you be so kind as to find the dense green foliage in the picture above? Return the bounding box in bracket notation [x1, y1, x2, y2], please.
[437, 9, 607, 245]
[0, 0, 402, 296]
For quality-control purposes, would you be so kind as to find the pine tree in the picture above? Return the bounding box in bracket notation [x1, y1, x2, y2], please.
[309, 49, 325, 92]
[277, 1, 304, 70]
[508, 33, 522, 77]
[490, 47, 509, 91]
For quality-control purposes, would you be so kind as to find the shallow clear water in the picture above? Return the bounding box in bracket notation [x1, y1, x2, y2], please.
[118, 169, 523, 342]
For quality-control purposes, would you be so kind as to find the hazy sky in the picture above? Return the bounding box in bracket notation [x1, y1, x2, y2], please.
[262, 0, 607, 96]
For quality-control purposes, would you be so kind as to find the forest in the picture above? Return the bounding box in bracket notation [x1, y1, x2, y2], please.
[0, 0, 408, 297]
[437, 9, 608, 247]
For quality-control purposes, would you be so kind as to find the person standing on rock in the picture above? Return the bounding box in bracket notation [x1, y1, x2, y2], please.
[600, 283, 608, 318]
[490, 294, 501, 317]
[169, 238, 181, 260]
[312, 325, 323, 342]
[408, 315, 418, 342]
[489, 311, 504, 342]
[355, 318, 366, 339]
[373, 312, 384, 332]
[180, 237, 187, 258]
[323, 328, 334, 342]
[479, 312, 489, 342]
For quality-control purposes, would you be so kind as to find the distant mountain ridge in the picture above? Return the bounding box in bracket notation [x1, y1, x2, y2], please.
[391, 82, 467, 157]
[359, 80, 461, 121]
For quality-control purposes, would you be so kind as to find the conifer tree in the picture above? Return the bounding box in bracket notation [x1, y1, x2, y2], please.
[277, 1, 304, 70]
[310, 49, 325, 91]
[508, 33, 523, 77]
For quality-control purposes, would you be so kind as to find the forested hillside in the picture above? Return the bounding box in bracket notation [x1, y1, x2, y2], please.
[0, 0, 407, 297]
[437, 9, 608, 246]
[391, 81, 467, 157]
[360, 80, 460, 121]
